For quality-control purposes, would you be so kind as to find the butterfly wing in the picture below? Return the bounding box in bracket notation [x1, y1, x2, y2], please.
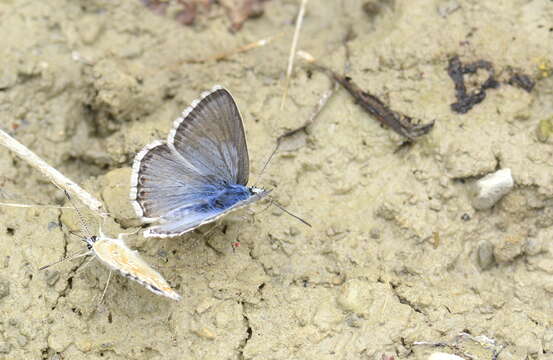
[130, 86, 257, 237]
[143, 189, 270, 238]
[168, 85, 249, 186]
[93, 237, 181, 300]
[130, 141, 216, 221]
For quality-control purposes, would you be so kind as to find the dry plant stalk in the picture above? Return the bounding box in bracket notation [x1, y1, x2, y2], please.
[0, 128, 105, 216]
[280, 0, 309, 109]
[189, 32, 285, 64]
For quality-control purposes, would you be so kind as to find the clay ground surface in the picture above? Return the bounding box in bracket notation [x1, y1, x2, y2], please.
[0, 1, 553, 359]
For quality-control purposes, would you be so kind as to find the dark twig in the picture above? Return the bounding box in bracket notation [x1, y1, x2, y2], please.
[276, 82, 338, 145]
[507, 72, 534, 93]
[303, 59, 434, 141]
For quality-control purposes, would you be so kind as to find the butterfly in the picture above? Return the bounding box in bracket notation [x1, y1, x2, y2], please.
[130, 86, 270, 238]
[79, 231, 182, 301]
[40, 191, 181, 301]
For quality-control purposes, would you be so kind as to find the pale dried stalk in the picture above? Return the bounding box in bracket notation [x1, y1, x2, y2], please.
[206, 32, 285, 62]
[0, 128, 105, 216]
[0, 202, 73, 209]
[280, 0, 309, 109]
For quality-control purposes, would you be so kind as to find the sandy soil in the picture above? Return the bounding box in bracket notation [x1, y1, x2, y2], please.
[0, 0, 552, 359]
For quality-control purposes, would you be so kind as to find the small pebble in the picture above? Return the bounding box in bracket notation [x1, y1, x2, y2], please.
[0, 342, 10, 354]
[77, 16, 104, 45]
[437, 0, 460, 17]
[375, 203, 397, 221]
[472, 169, 514, 210]
[0, 279, 9, 299]
[17, 335, 28, 347]
[192, 327, 216, 340]
[345, 313, 362, 328]
[535, 208, 553, 228]
[337, 279, 374, 316]
[524, 238, 542, 256]
[363, 1, 384, 18]
[477, 240, 494, 270]
[45, 271, 60, 286]
[47, 222, 60, 231]
[288, 226, 300, 236]
[195, 298, 215, 314]
[494, 235, 524, 264]
[370, 228, 381, 239]
[312, 302, 343, 330]
[0, 67, 17, 90]
[429, 199, 442, 211]
[536, 117, 553, 143]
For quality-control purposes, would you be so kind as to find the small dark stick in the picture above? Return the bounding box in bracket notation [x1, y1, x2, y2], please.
[302, 56, 434, 141]
[276, 83, 338, 144]
[507, 72, 535, 93]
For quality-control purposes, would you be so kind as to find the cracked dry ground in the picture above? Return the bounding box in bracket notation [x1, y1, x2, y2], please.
[1, 1, 553, 360]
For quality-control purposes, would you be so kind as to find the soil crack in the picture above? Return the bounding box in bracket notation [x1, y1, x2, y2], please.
[390, 284, 425, 315]
[237, 301, 253, 360]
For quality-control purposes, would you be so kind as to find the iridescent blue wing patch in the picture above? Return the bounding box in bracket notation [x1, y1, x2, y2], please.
[130, 86, 269, 238]
[140, 187, 268, 238]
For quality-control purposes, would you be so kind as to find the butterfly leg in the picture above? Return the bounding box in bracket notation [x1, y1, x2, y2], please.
[194, 223, 223, 240]
[75, 254, 95, 274]
[247, 200, 273, 220]
[200, 223, 228, 258]
[97, 270, 112, 306]
[117, 227, 142, 240]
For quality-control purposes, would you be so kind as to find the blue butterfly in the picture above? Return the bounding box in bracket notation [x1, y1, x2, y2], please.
[130, 86, 270, 238]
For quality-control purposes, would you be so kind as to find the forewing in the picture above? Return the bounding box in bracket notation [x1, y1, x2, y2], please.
[168, 86, 249, 186]
[130, 141, 216, 221]
[93, 238, 181, 300]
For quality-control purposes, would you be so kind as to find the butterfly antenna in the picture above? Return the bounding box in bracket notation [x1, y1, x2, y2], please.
[63, 190, 93, 238]
[38, 250, 92, 271]
[68, 230, 86, 240]
[97, 270, 113, 306]
[116, 226, 142, 240]
[270, 198, 312, 227]
[253, 142, 280, 187]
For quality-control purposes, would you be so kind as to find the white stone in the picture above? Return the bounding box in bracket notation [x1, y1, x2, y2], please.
[472, 168, 514, 210]
[428, 352, 466, 360]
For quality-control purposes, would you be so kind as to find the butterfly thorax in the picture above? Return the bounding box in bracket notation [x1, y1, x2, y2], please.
[249, 187, 265, 195]
[84, 235, 98, 250]
[199, 183, 252, 211]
